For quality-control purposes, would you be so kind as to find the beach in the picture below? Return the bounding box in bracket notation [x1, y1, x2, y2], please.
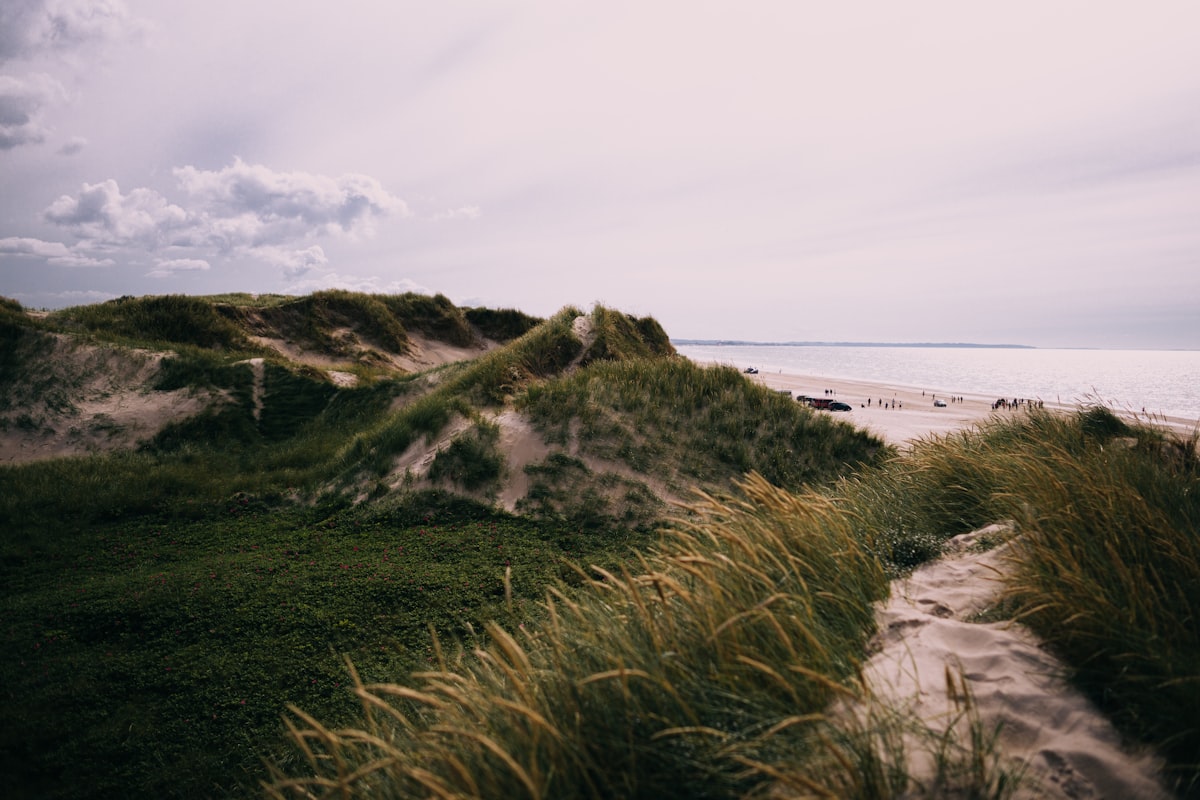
[734, 367, 1197, 447]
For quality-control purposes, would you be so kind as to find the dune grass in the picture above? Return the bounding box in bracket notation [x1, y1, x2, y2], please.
[519, 356, 891, 493]
[5, 290, 1196, 796]
[269, 407, 1198, 798]
[265, 474, 1036, 800]
[266, 475, 890, 799]
[51, 294, 258, 352]
[840, 406, 1200, 793]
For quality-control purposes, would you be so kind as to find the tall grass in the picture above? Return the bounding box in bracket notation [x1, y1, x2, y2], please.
[520, 356, 891, 493]
[464, 305, 544, 343]
[50, 294, 256, 351]
[245, 290, 410, 355]
[842, 406, 1200, 793]
[267, 474, 890, 799]
[378, 292, 477, 347]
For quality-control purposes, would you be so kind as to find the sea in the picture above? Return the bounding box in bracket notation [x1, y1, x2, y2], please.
[673, 343, 1200, 423]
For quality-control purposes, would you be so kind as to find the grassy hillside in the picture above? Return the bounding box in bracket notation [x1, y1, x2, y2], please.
[267, 408, 1200, 799]
[0, 294, 892, 798]
[12, 293, 1192, 797]
[43, 290, 541, 363]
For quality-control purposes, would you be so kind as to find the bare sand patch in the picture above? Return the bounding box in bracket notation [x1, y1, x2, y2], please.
[250, 331, 497, 380]
[0, 335, 224, 463]
[858, 525, 1171, 798]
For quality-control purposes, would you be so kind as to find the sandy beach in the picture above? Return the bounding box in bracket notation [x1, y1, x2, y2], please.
[733, 367, 1198, 447]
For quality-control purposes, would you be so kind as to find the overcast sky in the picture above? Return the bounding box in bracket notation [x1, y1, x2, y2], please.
[1, 1, 1197, 348]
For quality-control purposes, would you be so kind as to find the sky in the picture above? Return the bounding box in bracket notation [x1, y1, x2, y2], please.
[1, 1, 1198, 349]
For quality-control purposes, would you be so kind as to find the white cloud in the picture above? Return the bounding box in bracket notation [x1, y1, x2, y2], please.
[146, 257, 209, 278]
[249, 244, 327, 278]
[0, 72, 64, 149]
[0, 235, 112, 266]
[43, 179, 189, 247]
[32, 161, 402, 277]
[174, 158, 407, 241]
[431, 205, 481, 222]
[284, 271, 431, 297]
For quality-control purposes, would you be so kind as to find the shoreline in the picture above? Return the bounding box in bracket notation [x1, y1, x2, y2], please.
[686, 357, 1198, 447]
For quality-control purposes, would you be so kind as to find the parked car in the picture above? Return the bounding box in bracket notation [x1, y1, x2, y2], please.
[933, 398, 947, 407]
[744, 367, 759, 374]
[828, 401, 852, 411]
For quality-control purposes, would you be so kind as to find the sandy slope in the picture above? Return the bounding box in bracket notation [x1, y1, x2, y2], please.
[859, 525, 1171, 798]
[0, 335, 222, 463]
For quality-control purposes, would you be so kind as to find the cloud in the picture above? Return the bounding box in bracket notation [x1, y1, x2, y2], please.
[32, 160, 403, 276]
[0, 72, 64, 149]
[174, 158, 407, 242]
[431, 205, 481, 221]
[43, 179, 190, 247]
[249, 244, 327, 279]
[284, 271, 432, 297]
[0, 2, 145, 151]
[57, 134, 85, 154]
[0, 235, 112, 266]
[146, 257, 210, 278]
[0, 0, 141, 65]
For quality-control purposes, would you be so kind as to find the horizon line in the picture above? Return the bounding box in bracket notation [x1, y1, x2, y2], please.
[671, 339, 1037, 349]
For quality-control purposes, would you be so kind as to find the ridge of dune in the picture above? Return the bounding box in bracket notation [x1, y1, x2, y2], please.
[861, 525, 1171, 799]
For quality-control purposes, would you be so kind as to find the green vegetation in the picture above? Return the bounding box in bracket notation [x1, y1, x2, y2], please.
[38, 290, 542, 365]
[267, 476, 890, 799]
[265, 476, 1032, 799]
[464, 305, 543, 343]
[2, 292, 1196, 798]
[428, 420, 504, 492]
[520, 356, 888, 492]
[839, 406, 1200, 792]
[243, 290, 410, 355]
[51, 294, 255, 351]
[268, 408, 1199, 798]
[2, 296, 891, 798]
[0, 494, 641, 799]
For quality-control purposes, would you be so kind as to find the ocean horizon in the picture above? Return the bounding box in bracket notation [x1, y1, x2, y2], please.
[674, 342, 1200, 422]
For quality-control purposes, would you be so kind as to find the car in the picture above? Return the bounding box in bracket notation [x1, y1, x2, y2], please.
[933, 398, 947, 407]
[828, 401, 852, 411]
[744, 367, 759, 374]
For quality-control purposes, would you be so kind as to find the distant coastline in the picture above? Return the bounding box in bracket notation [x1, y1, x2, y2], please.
[671, 340, 1036, 349]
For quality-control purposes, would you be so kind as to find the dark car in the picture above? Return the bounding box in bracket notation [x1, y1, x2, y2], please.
[828, 401, 852, 411]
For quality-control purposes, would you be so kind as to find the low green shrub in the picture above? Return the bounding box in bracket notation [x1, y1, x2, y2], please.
[428, 420, 504, 491]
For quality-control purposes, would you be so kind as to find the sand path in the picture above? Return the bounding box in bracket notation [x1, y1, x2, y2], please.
[861, 525, 1171, 798]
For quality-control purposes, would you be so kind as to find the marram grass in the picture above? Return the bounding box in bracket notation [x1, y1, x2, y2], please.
[841, 405, 1200, 794]
[266, 474, 891, 798]
[269, 407, 1199, 798]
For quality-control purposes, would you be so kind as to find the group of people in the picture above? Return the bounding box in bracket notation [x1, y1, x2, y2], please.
[993, 397, 1044, 410]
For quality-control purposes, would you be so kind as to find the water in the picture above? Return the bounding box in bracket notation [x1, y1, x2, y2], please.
[674, 343, 1200, 422]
